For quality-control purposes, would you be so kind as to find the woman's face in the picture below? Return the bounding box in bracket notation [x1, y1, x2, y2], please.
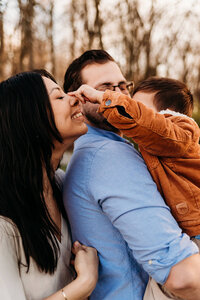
[43, 76, 87, 147]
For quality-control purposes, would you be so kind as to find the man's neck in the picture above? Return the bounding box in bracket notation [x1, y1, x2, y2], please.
[85, 119, 122, 136]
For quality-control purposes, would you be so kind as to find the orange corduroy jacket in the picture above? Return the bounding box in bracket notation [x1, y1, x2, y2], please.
[99, 90, 200, 237]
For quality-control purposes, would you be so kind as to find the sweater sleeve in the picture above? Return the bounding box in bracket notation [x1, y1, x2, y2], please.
[98, 90, 200, 157]
[0, 218, 27, 300]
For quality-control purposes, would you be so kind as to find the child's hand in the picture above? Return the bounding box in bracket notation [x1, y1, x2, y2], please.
[68, 84, 104, 104]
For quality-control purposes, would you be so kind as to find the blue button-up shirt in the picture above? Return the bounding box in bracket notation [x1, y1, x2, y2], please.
[63, 125, 198, 300]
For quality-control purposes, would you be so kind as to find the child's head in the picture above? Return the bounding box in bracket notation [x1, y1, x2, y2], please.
[133, 77, 193, 116]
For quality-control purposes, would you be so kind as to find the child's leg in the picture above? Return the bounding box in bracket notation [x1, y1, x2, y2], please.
[143, 277, 183, 299]
[159, 237, 200, 300]
[191, 236, 200, 250]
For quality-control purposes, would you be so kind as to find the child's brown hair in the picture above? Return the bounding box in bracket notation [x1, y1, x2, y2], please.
[133, 77, 193, 116]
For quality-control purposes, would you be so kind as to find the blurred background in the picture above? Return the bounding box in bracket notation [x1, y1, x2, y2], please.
[1, 0, 200, 160]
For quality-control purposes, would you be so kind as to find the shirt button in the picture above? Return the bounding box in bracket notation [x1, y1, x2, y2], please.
[148, 260, 152, 265]
[105, 99, 112, 106]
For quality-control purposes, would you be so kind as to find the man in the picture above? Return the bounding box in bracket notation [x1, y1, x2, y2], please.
[63, 50, 200, 300]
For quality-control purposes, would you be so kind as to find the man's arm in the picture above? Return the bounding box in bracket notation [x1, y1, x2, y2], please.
[88, 142, 200, 299]
[99, 90, 200, 157]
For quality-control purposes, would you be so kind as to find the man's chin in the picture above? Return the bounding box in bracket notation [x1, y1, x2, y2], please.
[85, 113, 119, 133]
[100, 119, 119, 133]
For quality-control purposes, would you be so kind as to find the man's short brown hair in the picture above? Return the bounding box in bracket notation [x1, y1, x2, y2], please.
[63, 49, 114, 93]
[133, 77, 193, 116]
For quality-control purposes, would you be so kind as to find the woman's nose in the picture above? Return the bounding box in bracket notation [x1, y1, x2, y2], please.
[69, 96, 80, 107]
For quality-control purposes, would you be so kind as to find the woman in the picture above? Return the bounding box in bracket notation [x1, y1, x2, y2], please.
[0, 70, 98, 300]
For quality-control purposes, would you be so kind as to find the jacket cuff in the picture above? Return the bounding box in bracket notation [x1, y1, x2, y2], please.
[98, 90, 125, 113]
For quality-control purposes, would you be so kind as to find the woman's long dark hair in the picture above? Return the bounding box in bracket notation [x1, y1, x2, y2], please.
[0, 71, 65, 273]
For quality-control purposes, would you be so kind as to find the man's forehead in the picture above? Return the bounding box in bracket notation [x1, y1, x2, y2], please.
[81, 61, 126, 87]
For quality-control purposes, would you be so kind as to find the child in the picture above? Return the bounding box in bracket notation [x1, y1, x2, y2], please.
[69, 77, 200, 245]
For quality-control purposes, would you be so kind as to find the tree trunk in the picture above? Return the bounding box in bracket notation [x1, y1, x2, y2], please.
[94, 0, 104, 49]
[48, 0, 55, 76]
[18, 0, 35, 71]
[0, 0, 6, 79]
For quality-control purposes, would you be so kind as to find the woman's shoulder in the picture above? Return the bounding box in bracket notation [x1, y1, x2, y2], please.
[0, 217, 22, 270]
[0, 216, 19, 237]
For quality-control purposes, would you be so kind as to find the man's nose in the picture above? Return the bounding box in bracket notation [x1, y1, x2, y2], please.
[115, 86, 121, 92]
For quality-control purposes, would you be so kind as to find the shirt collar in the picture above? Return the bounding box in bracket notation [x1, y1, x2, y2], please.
[87, 124, 126, 141]
[74, 124, 132, 149]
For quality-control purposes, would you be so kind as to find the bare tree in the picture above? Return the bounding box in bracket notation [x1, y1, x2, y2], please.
[109, 0, 163, 82]
[69, 0, 77, 60]
[119, 0, 144, 81]
[0, 0, 7, 80]
[47, 0, 56, 75]
[67, 0, 104, 57]
[17, 0, 35, 71]
[1, 0, 200, 118]
[94, 0, 103, 49]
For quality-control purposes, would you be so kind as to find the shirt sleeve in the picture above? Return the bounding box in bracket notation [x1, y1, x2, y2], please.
[99, 90, 200, 157]
[0, 219, 27, 300]
[87, 142, 198, 284]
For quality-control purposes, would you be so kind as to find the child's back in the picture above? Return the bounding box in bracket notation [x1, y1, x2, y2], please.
[99, 77, 200, 238]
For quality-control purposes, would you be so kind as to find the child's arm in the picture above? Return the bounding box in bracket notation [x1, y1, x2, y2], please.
[99, 90, 200, 157]
[68, 84, 103, 104]
[68, 85, 200, 157]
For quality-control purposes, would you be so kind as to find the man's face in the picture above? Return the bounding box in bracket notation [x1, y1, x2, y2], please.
[81, 61, 128, 131]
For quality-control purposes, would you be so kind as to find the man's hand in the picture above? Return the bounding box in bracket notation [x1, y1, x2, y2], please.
[68, 84, 104, 104]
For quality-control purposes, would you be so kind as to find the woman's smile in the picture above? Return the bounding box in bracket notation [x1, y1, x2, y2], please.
[43, 76, 87, 148]
[71, 110, 85, 121]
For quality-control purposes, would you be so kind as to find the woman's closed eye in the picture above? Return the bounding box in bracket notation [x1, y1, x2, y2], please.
[57, 96, 64, 100]
[55, 91, 65, 100]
